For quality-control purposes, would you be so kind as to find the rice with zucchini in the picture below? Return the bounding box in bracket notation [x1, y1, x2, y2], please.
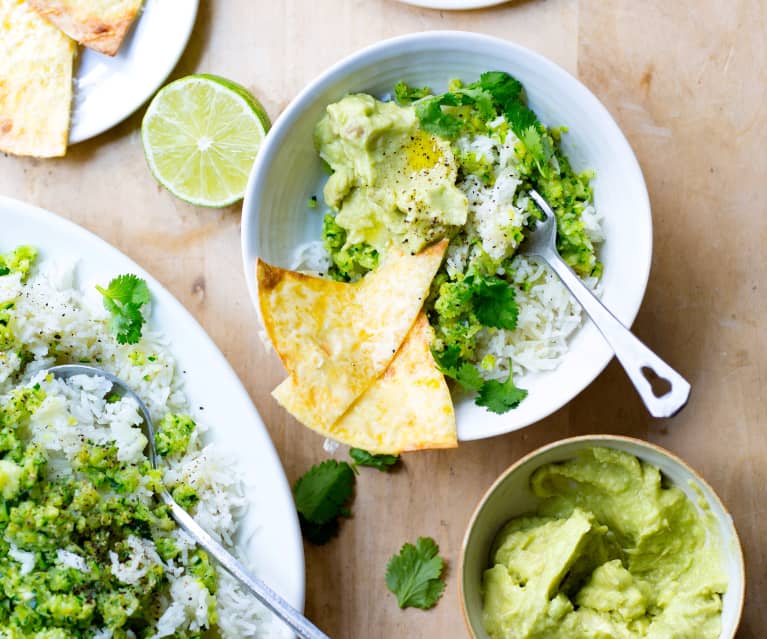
[0, 248, 266, 638]
[298, 72, 604, 413]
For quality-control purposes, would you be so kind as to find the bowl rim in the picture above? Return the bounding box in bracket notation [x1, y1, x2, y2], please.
[241, 30, 654, 439]
[457, 434, 746, 639]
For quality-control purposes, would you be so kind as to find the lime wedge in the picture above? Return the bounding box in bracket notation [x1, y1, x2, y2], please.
[141, 74, 270, 208]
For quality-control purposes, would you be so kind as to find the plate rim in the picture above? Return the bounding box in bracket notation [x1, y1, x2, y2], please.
[69, 0, 200, 144]
[0, 195, 306, 628]
[395, 0, 509, 9]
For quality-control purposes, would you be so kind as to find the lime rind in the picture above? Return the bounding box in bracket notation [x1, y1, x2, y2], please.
[141, 74, 270, 208]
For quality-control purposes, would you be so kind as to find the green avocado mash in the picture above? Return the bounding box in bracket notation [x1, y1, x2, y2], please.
[316, 93, 468, 258]
[482, 447, 727, 639]
[313, 73, 603, 414]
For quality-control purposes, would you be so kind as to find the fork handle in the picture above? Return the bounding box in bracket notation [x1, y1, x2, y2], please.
[544, 254, 690, 418]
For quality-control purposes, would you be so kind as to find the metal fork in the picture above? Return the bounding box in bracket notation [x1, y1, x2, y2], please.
[520, 190, 690, 418]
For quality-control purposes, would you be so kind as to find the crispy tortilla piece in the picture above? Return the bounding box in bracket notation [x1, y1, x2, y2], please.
[258, 240, 447, 433]
[317, 313, 457, 454]
[28, 0, 143, 56]
[0, 0, 76, 158]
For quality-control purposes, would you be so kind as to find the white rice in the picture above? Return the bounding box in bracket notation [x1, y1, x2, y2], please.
[0, 257, 269, 638]
[294, 117, 604, 381]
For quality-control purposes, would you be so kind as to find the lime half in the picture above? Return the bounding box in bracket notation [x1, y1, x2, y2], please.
[141, 74, 270, 208]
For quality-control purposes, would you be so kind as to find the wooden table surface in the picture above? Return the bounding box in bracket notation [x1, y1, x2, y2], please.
[2, 0, 765, 636]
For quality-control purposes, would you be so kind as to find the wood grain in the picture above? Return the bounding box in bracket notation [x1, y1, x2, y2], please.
[1, 0, 765, 636]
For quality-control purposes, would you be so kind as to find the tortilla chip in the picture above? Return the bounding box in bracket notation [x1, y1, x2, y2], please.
[28, 0, 143, 56]
[258, 240, 447, 432]
[0, 0, 76, 158]
[324, 313, 457, 454]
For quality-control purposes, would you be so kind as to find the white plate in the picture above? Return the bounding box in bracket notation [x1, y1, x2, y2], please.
[70, 0, 198, 144]
[1, 196, 304, 639]
[396, 0, 508, 9]
[242, 31, 652, 443]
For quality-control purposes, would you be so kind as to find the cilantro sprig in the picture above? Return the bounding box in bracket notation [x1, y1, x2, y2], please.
[409, 71, 551, 167]
[431, 345, 484, 393]
[432, 347, 527, 416]
[394, 82, 432, 105]
[476, 367, 528, 414]
[385, 537, 447, 610]
[471, 275, 519, 331]
[293, 460, 355, 545]
[349, 448, 400, 472]
[96, 274, 151, 345]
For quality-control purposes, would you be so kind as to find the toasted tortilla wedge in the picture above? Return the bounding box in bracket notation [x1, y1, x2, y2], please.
[299, 313, 457, 454]
[0, 0, 76, 158]
[28, 0, 143, 56]
[258, 240, 447, 433]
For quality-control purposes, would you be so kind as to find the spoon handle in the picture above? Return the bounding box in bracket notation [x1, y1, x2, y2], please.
[166, 495, 331, 639]
[543, 254, 690, 418]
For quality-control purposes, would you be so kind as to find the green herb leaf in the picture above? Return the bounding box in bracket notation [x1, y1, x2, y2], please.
[472, 275, 519, 331]
[505, 100, 539, 137]
[431, 345, 483, 392]
[415, 94, 465, 139]
[394, 82, 432, 105]
[385, 537, 446, 610]
[477, 71, 523, 110]
[349, 448, 400, 472]
[455, 362, 485, 392]
[293, 460, 355, 544]
[299, 515, 340, 546]
[96, 274, 151, 345]
[475, 367, 528, 414]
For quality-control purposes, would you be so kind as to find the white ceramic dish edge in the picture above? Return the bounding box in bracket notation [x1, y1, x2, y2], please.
[396, 0, 509, 9]
[2, 196, 305, 639]
[459, 435, 746, 639]
[70, 0, 199, 144]
[241, 30, 653, 442]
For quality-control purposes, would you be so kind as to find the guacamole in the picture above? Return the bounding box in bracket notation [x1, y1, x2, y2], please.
[482, 448, 727, 639]
[312, 73, 603, 414]
[316, 93, 468, 256]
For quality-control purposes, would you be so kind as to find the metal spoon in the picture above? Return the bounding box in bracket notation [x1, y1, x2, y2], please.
[47, 364, 331, 639]
[521, 191, 691, 418]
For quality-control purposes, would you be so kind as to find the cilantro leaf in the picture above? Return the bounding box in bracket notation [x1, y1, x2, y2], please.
[385, 537, 446, 610]
[299, 515, 339, 546]
[472, 275, 519, 331]
[475, 367, 528, 414]
[293, 460, 355, 544]
[96, 274, 151, 345]
[350, 448, 400, 472]
[477, 71, 523, 110]
[415, 87, 496, 139]
[472, 70, 539, 138]
[431, 345, 484, 392]
[455, 362, 485, 391]
[505, 100, 540, 138]
[415, 94, 465, 139]
[394, 81, 432, 105]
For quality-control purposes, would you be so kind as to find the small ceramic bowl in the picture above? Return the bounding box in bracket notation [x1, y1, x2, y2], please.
[459, 435, 745, 639]
[241, 31, 653, 442]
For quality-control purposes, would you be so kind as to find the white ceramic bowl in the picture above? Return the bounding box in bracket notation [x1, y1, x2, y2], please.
[459, 435, 745, 639]
[241, 31, 652, 441]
